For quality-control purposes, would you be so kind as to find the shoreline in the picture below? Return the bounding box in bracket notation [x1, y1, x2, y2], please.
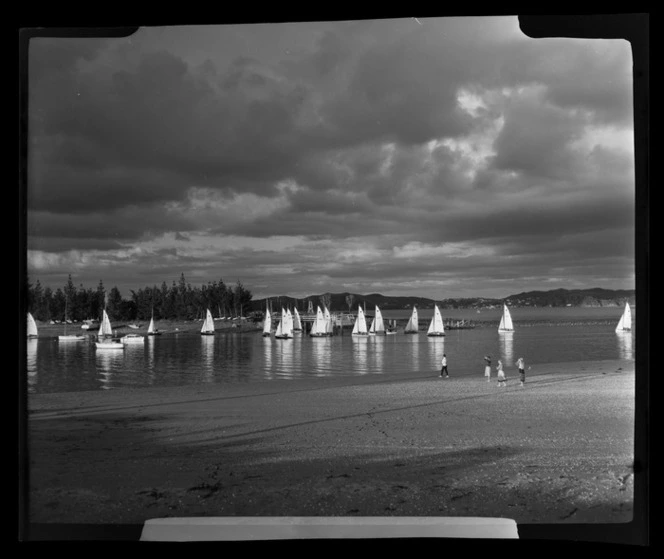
[26, 359, 635, 527]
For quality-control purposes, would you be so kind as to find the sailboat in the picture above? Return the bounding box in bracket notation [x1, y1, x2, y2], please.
[262, 306, 272, 337]
[59, 299, 86, 341]
[615, 302, 632, 333]
[27, 312, 38, 339]
[368, 306, 386, 335]
[324, 306, 334, 336]
[309, 306, 327, 337]
[427, 305, 445, 337]
[351, 305, 368, 336]
[275, 308, 293, 339]
[386, 319, 397, 335]
[498, 304, 514, 332]
[404, 306, 419, 334]
[201, 308, 215, 335]
[147, 310, 162, 336]
[293, 307, 303, 332]
[286, 308, 295, 337]
[94, 309, 121, 348]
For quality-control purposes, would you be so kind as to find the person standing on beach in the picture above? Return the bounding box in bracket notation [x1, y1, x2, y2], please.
[496, 360, 506, 387]
[440, 354, 449, 378]
[484, 356, 491, 382]
[517, 357, 526, 386]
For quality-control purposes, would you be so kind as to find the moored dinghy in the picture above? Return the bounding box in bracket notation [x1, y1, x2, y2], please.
[59, 298, 87, 341]
[122, 333, 145, 345]
[427, 305, 445, 337]
[615, 302, 632, 333]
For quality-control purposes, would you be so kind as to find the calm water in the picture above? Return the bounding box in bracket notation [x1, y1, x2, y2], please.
[25, 307, 635, 394]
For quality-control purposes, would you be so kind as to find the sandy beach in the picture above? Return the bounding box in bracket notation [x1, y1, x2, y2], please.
[24, 359, 636, 536]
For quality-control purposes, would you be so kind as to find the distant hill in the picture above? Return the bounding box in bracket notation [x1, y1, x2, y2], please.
[250, 288, 635, 312]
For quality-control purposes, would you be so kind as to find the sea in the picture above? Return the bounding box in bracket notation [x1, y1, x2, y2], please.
[25, 307, 636, 394]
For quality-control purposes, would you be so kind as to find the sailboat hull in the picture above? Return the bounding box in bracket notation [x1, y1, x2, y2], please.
[58, 336, 86, 341]
[201, 332, 215, 336]
[426, 332, 445, 337]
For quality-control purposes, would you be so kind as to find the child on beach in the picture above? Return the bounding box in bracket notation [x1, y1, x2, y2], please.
[440, 354, 449, 378]
[517, 357, 526, 386]
[496, 360, 506, 387]
[484, 356, 491, 382]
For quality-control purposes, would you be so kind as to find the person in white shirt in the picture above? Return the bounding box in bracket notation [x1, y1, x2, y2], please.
[440, 354, 449, 378]
[517, 357, 526, 386]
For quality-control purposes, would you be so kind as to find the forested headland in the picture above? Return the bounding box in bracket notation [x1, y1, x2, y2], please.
[26, 273, 253, 323]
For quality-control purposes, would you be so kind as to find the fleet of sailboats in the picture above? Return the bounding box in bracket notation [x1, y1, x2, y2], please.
[201, 309, 215, 335]
[615, 302, 632, 333]
[498, 304, 514, 333]
[426, 305, 445, 337]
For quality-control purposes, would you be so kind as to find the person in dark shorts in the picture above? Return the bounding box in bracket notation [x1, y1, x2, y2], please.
[484, 355, 491, 382]
[517, 357, 526, 386]
[440, 354, 449, 378]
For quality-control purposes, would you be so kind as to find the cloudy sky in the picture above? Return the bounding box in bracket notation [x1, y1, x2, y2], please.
[25, 16, 635, 300]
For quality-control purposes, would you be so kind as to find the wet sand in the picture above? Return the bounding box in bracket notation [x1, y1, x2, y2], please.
[25, 359, 635, 531]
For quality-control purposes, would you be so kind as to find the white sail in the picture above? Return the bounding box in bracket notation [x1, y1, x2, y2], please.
[324, 307, 333, 335]
[293, 307, 302, 331]
[148, 316, 155, 334]
[263, 308, 272, 335]
[374, 306, 385, 334]
[352, 305, 368, 335]
[498, 304, 514, 332]
[27, 312, 38, 338]
[405, 306, 419, 333]
[368, 316, 376, 335]
[615, 302, 632, 332]
[285, 309, 294, 337]
[427, 305, 445, 336]
[98, 309, 113, 337]
[275, 317, 284, 337]
[311, 306, 327, 336]
[201, 309, 215, 334]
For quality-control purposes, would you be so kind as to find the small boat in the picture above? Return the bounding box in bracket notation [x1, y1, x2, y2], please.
[27, 312, 38, 338]
[147, 313, 162, 336]
[427, 305, 445, 337]
[498, 304, 514, 333]
[121, 334, 145, 344]
[262, 306, 272, 337]
[128, 323, 140, 330]
[404, 306, 419, 334]
[293, 307, 303, 332]
[59, 300, 86, 342]
[98, 309, 114, 339]
[275, 308, 293, 339]
[615, 302, 632, 333]
[324, 306, 334, 336]
[351, 305, 369, 336]
[309, 306, 327, 337]
[201, 309, 215, 335]
[95, 340, 124, 350]
[368, 305, 386, 335]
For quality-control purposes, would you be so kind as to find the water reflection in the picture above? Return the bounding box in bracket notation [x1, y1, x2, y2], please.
[616, 331, 633, 360]
[145, 336, 155, 385]
[408, 333, 420, 372]
[201, 335, 214, 382]
[27, 339, 38, 393]
[311, 337, 333, 376]
[95, 349, 124, 390]
[275, 336, 294, 377]
[371, 335, 385, 373]
[263, 337, 273, 378]
[353, 336, 369, 374]
[427, 336, 445, 374]
[499, 331, 514, 366]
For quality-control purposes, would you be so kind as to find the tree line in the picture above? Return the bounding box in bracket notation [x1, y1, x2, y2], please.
[26, 273, 253, 323]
